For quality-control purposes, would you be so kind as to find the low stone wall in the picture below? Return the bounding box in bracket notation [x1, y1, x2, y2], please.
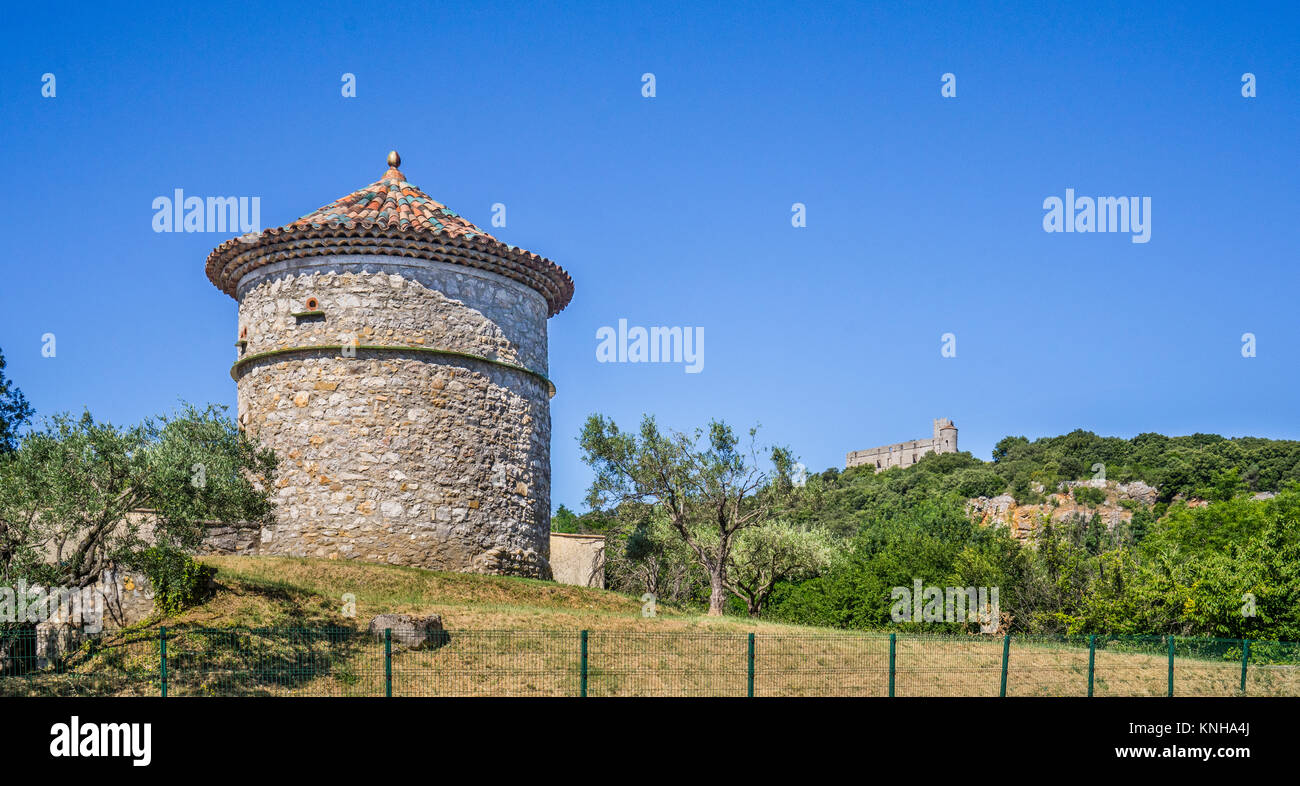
[195, 521, 265, 556]
[5, 568, 157, 670]
[128, 510, 263, 556]
[95, 568, 156, 629]
[549, 532, 606, 588]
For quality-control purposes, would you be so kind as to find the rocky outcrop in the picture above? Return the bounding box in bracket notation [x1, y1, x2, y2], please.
[968, 480, 1152, 542]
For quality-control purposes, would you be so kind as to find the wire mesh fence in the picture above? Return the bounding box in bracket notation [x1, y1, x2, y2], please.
[1, 626, 1297, 697]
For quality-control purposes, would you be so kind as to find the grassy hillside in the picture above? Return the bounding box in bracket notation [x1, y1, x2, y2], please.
[184, 554, 813, 634]
[6, 555, 1297, 697]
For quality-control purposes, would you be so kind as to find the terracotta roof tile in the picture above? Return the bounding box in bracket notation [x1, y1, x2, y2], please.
[292, 166, 493, 239]
[205, 155, 574, 315]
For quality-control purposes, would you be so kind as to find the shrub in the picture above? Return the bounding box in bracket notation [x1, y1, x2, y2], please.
[952, 467, 1007, 499]
[1073, 486, 1106, 506]
[130, 547, 216, 615]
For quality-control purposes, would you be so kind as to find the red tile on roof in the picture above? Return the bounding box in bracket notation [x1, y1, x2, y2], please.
[204, 153, 574, 315]
[291, 166, 492, 237]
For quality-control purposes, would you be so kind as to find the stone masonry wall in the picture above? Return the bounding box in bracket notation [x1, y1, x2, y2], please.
[235, 257, 549, 373]
[233, 258, 553, 578]
[848, 437, 942, 470]
[847, 419, 957, 471]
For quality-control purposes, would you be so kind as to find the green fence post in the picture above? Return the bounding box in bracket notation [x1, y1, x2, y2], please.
[159, 626, 168, 698]
[384, 628, 392, 698]
[747, 633, 755, 698]
[1167, 635, 1175, 697]
[1088, 635, 1096, 697]
[580, 630, 589, 697]
[1239, 639, 1250, 696]
[999, 635, 1010, 697]
[888, 633, 896, 697]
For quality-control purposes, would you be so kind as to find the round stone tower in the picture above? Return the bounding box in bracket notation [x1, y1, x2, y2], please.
[205, 152, 573, 578]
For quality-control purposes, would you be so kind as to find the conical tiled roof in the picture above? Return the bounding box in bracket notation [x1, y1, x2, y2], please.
[291, 164, 493, 238]
[206, 153, 573, 315]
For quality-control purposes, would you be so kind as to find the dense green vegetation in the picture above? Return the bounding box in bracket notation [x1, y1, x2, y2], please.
[990, 429, 1300, 502]
[571, 426, 1300, 641]
[765, 473, 1299, 640]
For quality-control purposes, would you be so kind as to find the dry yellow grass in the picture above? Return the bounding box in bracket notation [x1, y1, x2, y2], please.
[187, 554, 805, 633]
[4, 556, 1296, 697]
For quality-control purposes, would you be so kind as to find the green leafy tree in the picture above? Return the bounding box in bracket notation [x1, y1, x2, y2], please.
[603, 504, 704, 606]
[0, 348, 34, 454]
[725, 521, 835, 616]
[579, 414, 795, 616]
[551, 504, 580, 533]
[1201, 468, 1247, 502]
[0, 403, 277, 589]
[1072, 486, 1106, 507]
[952, 467, 1007, 498]
[767, 500, 1016, 631]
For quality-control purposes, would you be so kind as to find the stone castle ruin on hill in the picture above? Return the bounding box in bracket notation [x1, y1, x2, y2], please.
[205, 152, 573, 579]
[846, 418, 958, 471]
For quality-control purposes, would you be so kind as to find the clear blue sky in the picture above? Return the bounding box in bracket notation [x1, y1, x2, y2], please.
[2, 0, 1297, 513]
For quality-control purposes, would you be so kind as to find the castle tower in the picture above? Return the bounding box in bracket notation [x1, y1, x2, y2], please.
[205, 152, 574, 578]
[933, 418, 958, 454]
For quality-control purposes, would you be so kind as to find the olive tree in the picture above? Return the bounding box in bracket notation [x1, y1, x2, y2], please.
[726, 521, 836, 617]
[579, 414, 797, 616]
[603, 504, 705, 606]
[0, 403, 277, 588]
